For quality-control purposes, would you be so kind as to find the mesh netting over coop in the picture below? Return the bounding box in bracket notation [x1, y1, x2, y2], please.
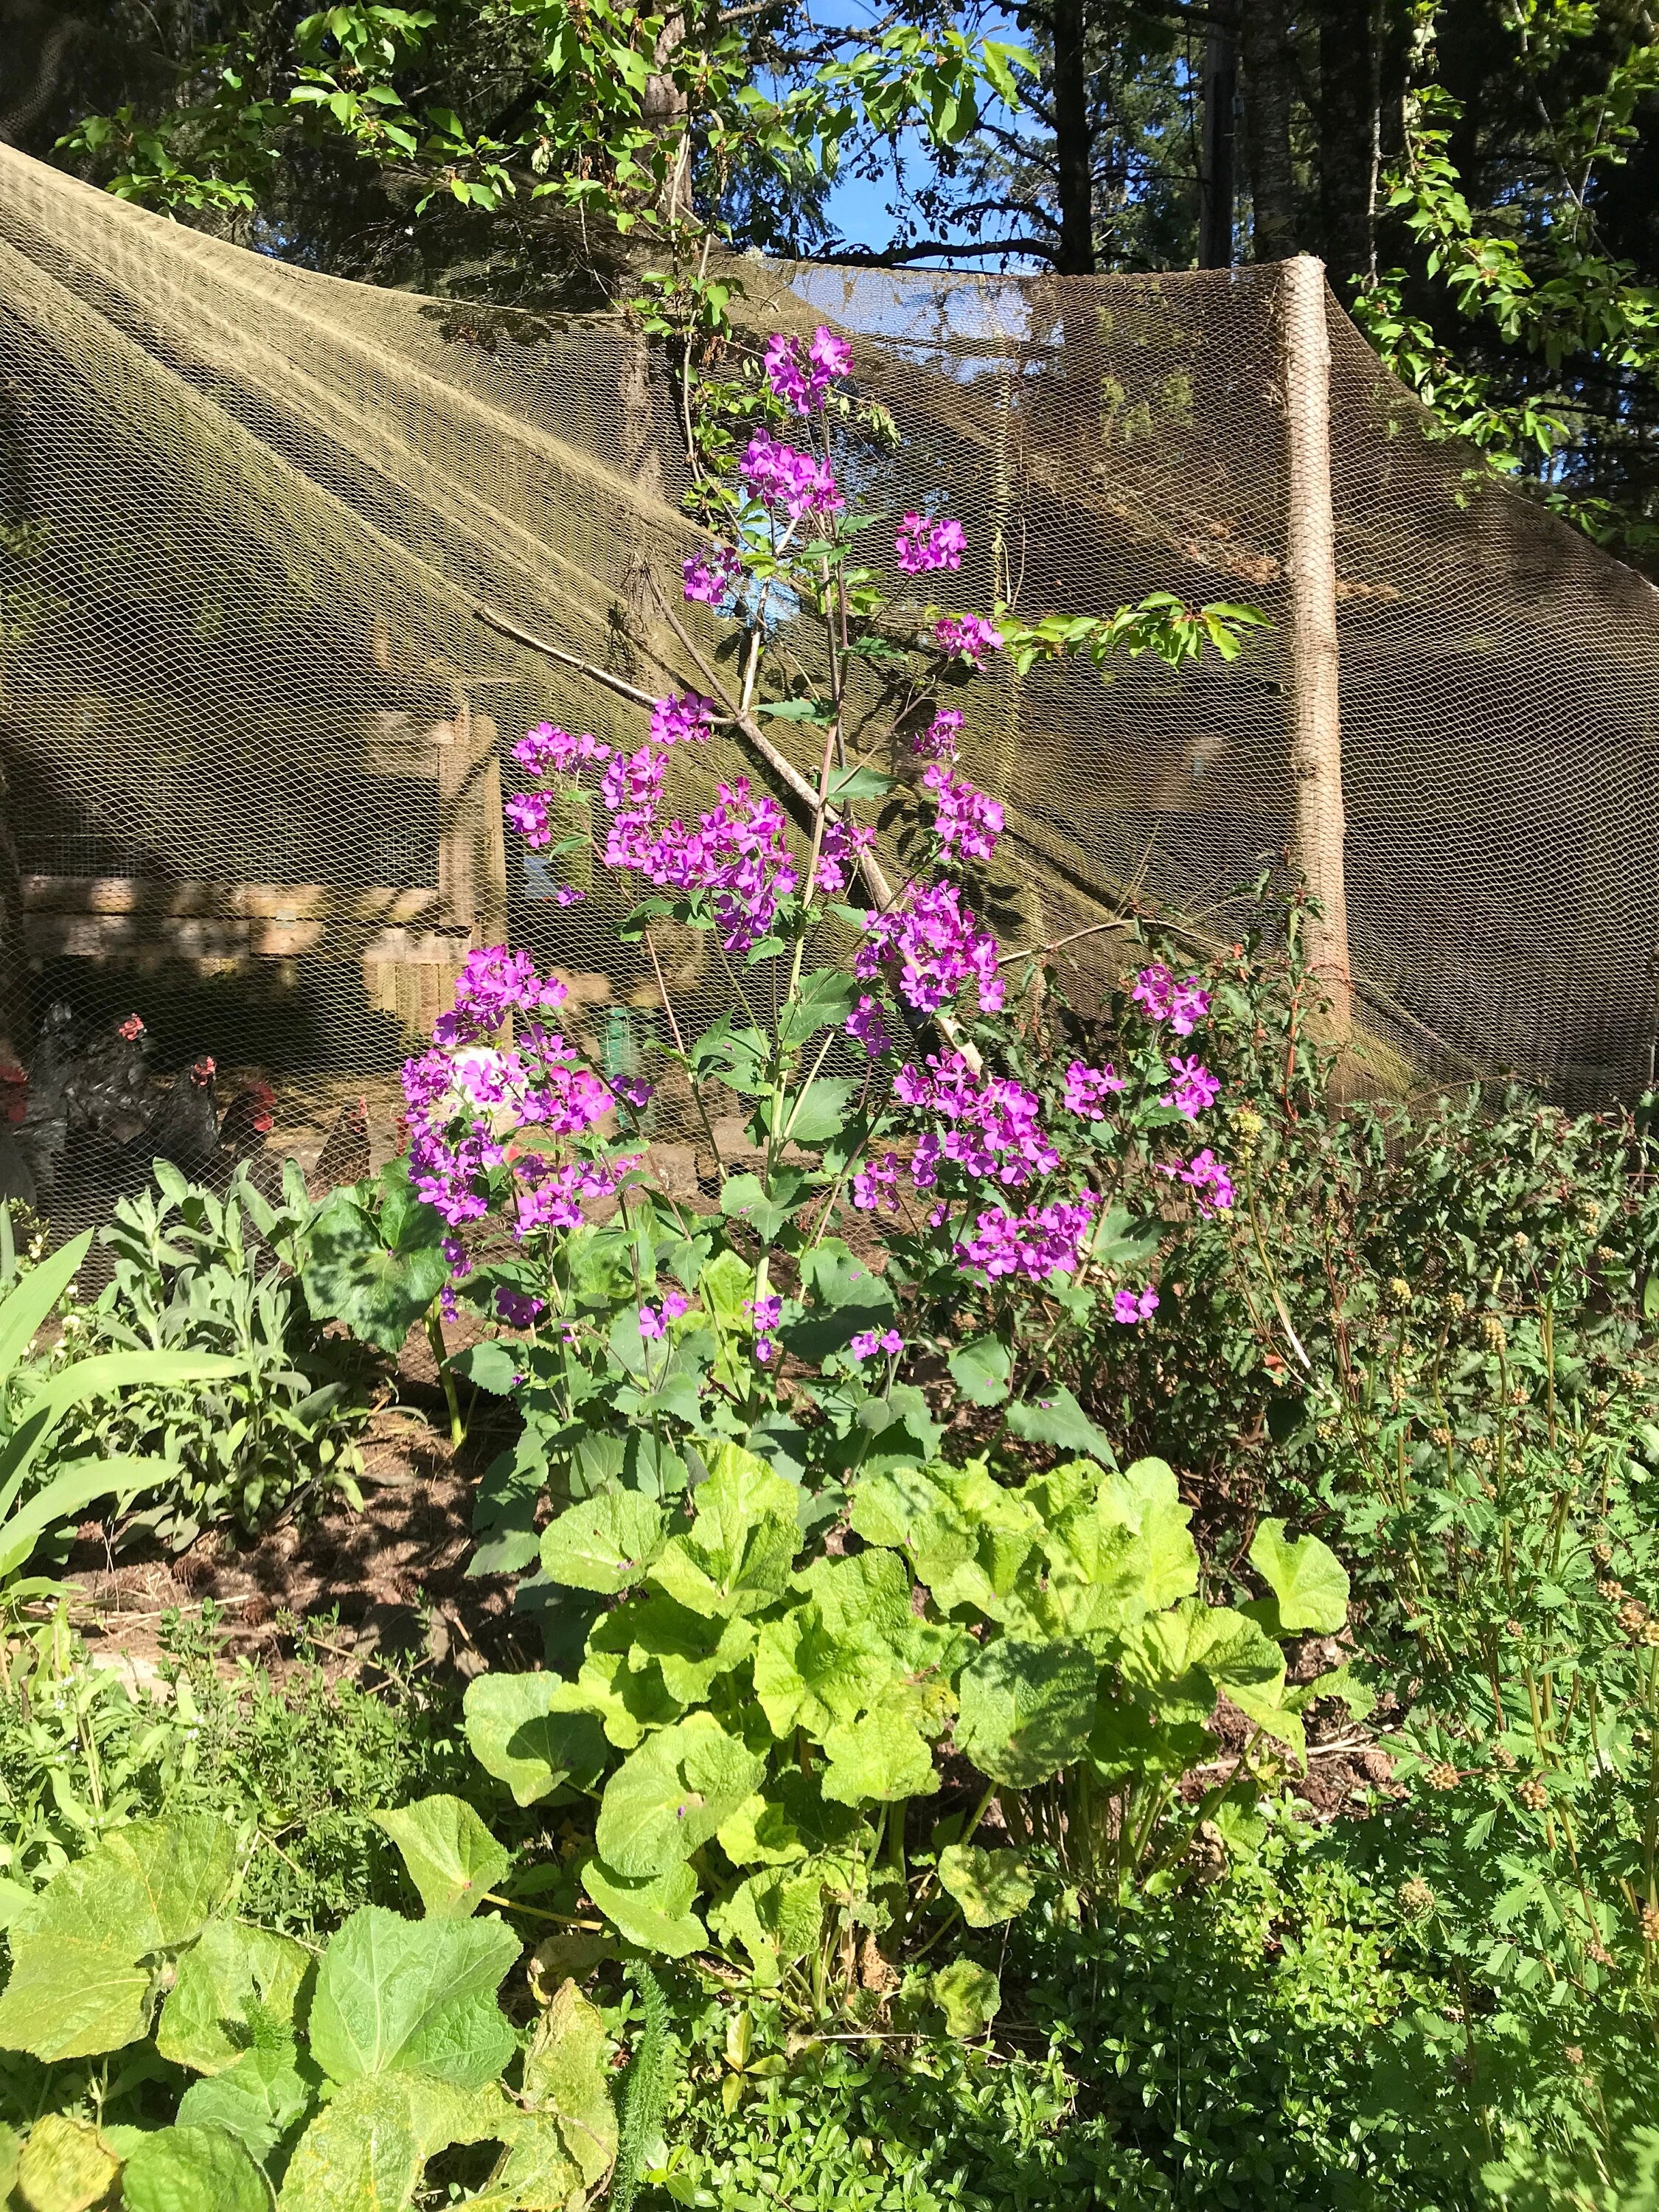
[3, 140, 1659, 1236]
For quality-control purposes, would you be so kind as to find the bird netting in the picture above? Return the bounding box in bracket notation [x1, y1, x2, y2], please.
[2, 139, 1658, 1234]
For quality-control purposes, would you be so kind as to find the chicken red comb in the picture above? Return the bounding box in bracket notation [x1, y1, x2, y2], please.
[190, 1055, 217, 1082]
[118, 1014, 145, 1040]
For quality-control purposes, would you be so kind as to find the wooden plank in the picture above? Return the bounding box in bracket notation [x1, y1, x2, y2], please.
[24, 911, 472, 964]
[21, 876, 442, 923]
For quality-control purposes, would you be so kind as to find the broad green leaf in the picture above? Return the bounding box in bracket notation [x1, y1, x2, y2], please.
[956, 1638, 1099, 1788]
[276, 2076, 519, 2212]
[595, 1715, 764, 1876]
[650, 1445, 799, 1618]
[753, 1602, 872, 1738]
[577, 1643, 686, 1749]
[177, 2045, 312, 2163]
[947, 1336, 1012, 1407]
[156, 1919, 310, 2073]
[120, 2125, 268, 2212]
[373, 1795, 511, 1920]
[826, 762, 894, 800]
[936, 1845, 1034, 1927]
[300, 1176, 449, 1355]
[588, 1593, 755, 1706]
[709, 1865, 828, 1986]
[778, 969, 858, 1048]
[0, 2124, 15, 2202]
[1003, 1386, 1116, 1464]
[783, 1077, 858, 1145]
[521, 1978, 617, 2185]
[539, 1491, 664, 1592]
[462, 1673, 608, 1806]
[13, 2114, 119, 2212]
[1106, 1458, 1201, 1613]
[798, 1239, 895, 1313]
[932, 1958, 1001, 2037]
[0, 1815, 235, 2060]
[716, 1792, 807, 1868]
[1120, 1600, 1298, 1750]
[306, 1907, 518, 2088]
[821, 1707, 937, 1804]
[1248, 1517, 1349, 1633]
[581, 1858, 706, 1958]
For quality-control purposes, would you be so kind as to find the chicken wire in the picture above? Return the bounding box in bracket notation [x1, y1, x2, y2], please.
[1, 139, 1658, 1234]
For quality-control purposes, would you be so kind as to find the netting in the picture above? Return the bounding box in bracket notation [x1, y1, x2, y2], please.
[3, 139, 1658, 1233]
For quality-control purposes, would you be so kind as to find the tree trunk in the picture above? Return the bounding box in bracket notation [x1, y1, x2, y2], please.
[1241, 0, 1298, 260]
[1317, 0, 1375, 295]
[1199, 4, 1239, 268]
[1052, 0, 1096, 274]
[643, 1, 689, 224]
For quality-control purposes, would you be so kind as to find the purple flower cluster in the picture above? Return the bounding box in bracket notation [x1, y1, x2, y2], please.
[850, 1326, 903, 1360]
[845, 995, 892, 1057]
[1113, 1284, 1159, 1325]
[650, 692, 716, 748]
[891, 1051, 1058, 1190]
[1161, 1147, 1236, 1214]
[740, 434, 844, 520]
[1132, 964, 1211, 1035]
[912, 708, 963, 764]
[515, 724, 609, 777]
[1062, 1060, 1127, 1120]
[505, 791, 552, 848]
[851, 1151, 900, 1214]
[432, 947, 569, 1046]
[636, 779, 799, 953]
[1161, 1054, 1220, 1120]
[856, 880, 1005, 1016]
[814, 817, 876, 895]
[762, 326, 852, 412]
[496, 1286, 546, 1329]
[956, 1192, 1099, 1283]
[402, 948, 632, 1263]
[639, 1290, 691, 1340]
[932, 614, 1004, 667]
[683, 546, 742, 605]
[922, 764, 1004, 862]
[896, 513, 965, 576]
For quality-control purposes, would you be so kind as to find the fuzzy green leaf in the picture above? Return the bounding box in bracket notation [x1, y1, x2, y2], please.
[595, 1716, 765, 1877]
[521, 1978, 617, 2185]
[540, 1491, 665, 1593]
[956, 1637, 1099, 1788]
[463, 1673, 608, 1806]
[305, 1907, 518, 2088]
[931, 1958, 1001, 2037]
[936, 1845, 1034, 1927]
[649, 1444, 799, 1618]
[580, 1858, 706, 1958]
[821, 1707, 938, 1804]
[1248, 1517, 1350, 1633]
[120, 2125, 269, 2212]
[156, 1919, 310, 2073]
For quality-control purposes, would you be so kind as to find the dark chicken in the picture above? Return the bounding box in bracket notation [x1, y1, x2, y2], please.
[218, 1081, 276, 1159]
[138, 1055, 220, 1178]
[309, 1093, 370, 1194]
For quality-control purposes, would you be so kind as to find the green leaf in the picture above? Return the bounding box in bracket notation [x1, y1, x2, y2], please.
[1248, 1517, 1349, 1633]
[0, 1815, 234, 2060]
[372, 1795, 512, 1921]
[12, 2114, 120, 2212]
[821, 1707, 938, 1804]
[463, 1673, 608, 1807]
[936, 1844, 1034, 1927]
[305, 1907, 518, 2088]
[580, 1858, 706, 1959]
[718, 1172, 797, 1244]
[785, 1077, 858, 1146]
[956, 1638, 1099, 1787]
[521, 1978, 617, 2185]
[778, 970, 858, 1048]
[947, 1336, 1012, 1407]
[826, 762, 895, 800]
[177, 2045, 312, 2163]
[798, 1240, 894, 1312]
[276, 2076, 522, 2212]
[299, 1173, 449, 1355]
[1003, 1386, 1116, 1463]
[540, 1492, 665, 1593]
[1120, 1600, 1296, 1749]
[709, 1865, 828, 1985]
[156, 1919, 310, 2073]
[931, 1958, 1001, 2037]
[595, 1716, 764, 1877]
[120, 2125, 269, 2212]
[754, 695, 831, 721]
[650, 1444, 799, 1618]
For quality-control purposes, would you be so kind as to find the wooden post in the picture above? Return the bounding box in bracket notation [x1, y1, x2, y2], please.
[1281, 255, 1352, 1038]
